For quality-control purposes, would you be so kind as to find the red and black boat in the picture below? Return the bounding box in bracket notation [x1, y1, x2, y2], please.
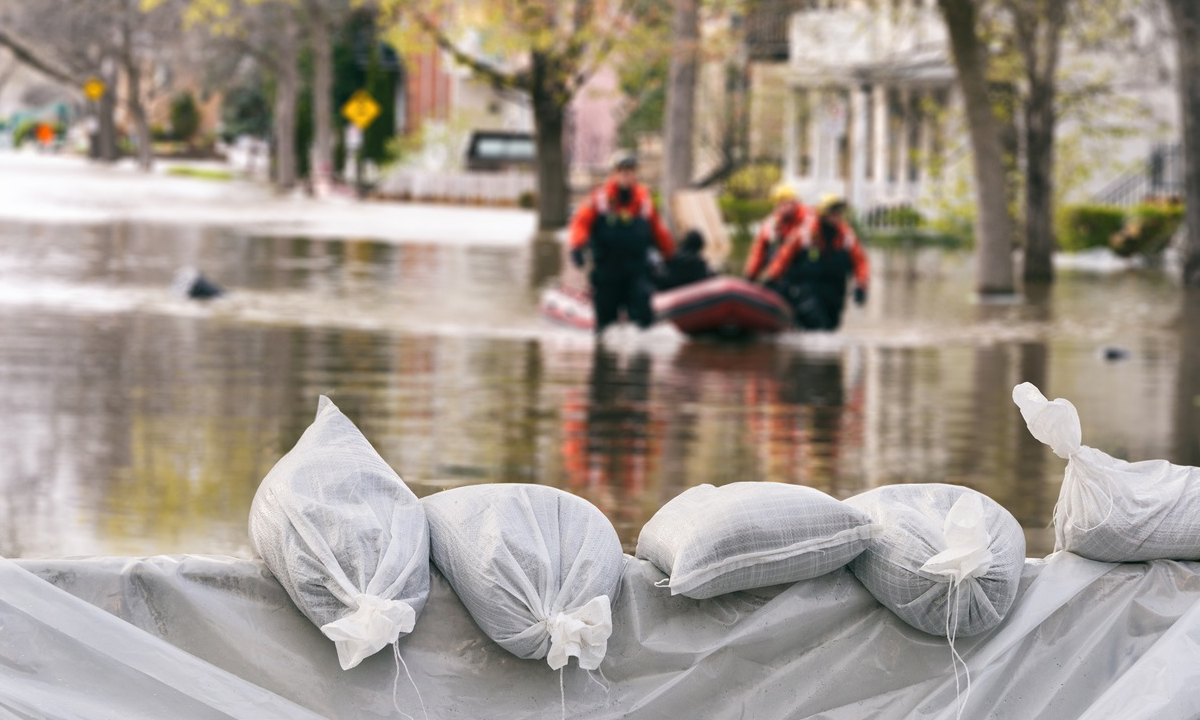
[540, 276, 793, 337]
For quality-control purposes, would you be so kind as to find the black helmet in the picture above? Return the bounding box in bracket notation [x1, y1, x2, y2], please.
[609, 150, 638, 171]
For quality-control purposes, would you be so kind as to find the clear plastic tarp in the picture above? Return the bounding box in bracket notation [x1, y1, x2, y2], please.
[4, 551, 1200, 719]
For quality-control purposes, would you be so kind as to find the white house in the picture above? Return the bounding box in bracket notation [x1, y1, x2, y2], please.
[778, 0, 1180, 215]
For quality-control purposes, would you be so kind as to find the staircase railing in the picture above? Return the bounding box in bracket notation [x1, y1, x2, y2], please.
[1092, 143, 1184, 207]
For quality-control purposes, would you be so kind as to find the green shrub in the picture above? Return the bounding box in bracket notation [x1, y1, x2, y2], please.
[1058, 204, 1126, 252]
[718, 195, 774, 263]
[724, 163, 782, 200]
[170, 92, 202, 143]
[1111, 201, 1185, 257]
[517, 190, 537, 209]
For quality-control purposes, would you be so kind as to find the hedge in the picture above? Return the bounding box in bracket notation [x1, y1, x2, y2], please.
[1058, 204, 1127, 252]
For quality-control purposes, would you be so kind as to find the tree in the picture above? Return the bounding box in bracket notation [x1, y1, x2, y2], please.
[385, 0, 650, 230]
[0, 0, 121, 161]
[937, 0, 1017, 295]
[1007, 0, 1068, 284]
[661, 0, 700, 229]
[302, 0, 355, 191]
[1165, 0, 1200, 287]
[180, 0, 303, 190]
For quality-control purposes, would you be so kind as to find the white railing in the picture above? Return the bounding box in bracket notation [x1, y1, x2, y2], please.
[376, 169, 537, 205]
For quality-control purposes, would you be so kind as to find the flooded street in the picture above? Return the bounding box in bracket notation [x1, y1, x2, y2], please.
[2, 219, 1198, 559]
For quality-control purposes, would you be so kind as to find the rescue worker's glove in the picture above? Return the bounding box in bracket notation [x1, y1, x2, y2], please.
[647, 249, 665, 274]
[570, 247, 587, 269]
[854, 286, 868, 306]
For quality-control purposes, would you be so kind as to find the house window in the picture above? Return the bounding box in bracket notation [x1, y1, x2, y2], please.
[929, 87, 949, 177]
[908, 91, 923, 183]
[794, 88, 812, 177]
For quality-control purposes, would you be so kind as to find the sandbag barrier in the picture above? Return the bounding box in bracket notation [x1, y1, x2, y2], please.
[228, 383, 1200, 716]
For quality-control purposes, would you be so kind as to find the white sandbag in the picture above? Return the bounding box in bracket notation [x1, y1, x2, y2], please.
[846, 484, 1025, 637]
[1014, 381, 1200, 561]
[636, 482, 878, 599]
[422, 484, 623, 670]
[249, 396, 430, 670]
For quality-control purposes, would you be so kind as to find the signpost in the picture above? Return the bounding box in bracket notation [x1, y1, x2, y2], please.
[341, 89, 380, 130]
[83, 77, 106, 102]
[341, 90, 380, 197]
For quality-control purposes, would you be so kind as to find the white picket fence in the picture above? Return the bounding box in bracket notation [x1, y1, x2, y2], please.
[376, 169, 537, 205]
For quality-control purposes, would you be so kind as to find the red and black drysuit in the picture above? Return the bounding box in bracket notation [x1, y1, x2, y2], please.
[785, 214, 870, 330]
[569, 180, 675, 333]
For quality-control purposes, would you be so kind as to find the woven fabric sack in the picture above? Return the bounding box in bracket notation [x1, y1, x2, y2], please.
[423, 484, 623, 670]
[636, 482, 878, 599]
[249, 396, 429, 670]
[846, 483, 1024, 637]
[1014, 381, 1200, 561]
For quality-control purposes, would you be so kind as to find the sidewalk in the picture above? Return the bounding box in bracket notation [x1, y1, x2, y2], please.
[0, 151, 539, 246]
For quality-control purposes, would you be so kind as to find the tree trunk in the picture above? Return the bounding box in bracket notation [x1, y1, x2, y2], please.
[531, 51, 569, 230]
[937, 0, 1016, 295]
[125, 64, 152, 170]
[1167, 0, 1200, 287]
[308, 1, 334, 194]
[273, 11, 300, 192]
[121, 6, 153, 171]
[662, 0, 699, 231]
[1014, 0, 1066, 284]
[97, 61, 118, 163]
[1022, 82, 1055, 282]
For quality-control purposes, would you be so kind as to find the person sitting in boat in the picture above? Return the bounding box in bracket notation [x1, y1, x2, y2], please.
[786, 194, 870, 331]
[655, 229, 714, 291]
[568, 151, 676, 334]
[744, 181, 812, 296]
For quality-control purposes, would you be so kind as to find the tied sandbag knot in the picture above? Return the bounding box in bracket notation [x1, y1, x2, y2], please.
[544, 595, 612, 670]
[321, 594, 416, 670]
[1012, 382, 1115, 533]
[921, 493, 994, 585]
[920, 493, 993, 720]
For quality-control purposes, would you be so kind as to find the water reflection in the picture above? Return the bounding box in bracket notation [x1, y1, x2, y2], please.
[0, 223, 1193, 559]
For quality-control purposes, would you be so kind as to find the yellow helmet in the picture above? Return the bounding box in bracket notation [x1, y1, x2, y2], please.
[769, 182, 799, 205]
[818, 193, 847, 213]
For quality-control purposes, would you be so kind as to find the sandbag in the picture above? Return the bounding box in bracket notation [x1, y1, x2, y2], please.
[845, 483, 1025, 637]
[1014, 381, 1200, 561]
[422, 484, 623, 670]
[249, 396, 429, 670]
[636, 482, 878, 599]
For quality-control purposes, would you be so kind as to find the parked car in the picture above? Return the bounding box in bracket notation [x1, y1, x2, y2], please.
[465, 131, 535, 172]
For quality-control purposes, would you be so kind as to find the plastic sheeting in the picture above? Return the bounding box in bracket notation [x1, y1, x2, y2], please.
[6, 552, 1200, 719]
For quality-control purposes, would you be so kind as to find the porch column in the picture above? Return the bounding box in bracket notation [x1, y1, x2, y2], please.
[850, 83, 870, 209]
[872, 83, 888, 198]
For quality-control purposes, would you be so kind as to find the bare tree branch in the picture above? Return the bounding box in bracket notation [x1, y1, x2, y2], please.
[0, 26, 78, 87]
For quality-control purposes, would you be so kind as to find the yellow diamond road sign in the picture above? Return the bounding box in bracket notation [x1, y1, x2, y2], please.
[83, 77, 106, 102]
[342, 90, 380, 129]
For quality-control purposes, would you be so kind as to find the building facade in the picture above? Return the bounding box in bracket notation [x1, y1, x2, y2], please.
[778, 0, 1179, 215]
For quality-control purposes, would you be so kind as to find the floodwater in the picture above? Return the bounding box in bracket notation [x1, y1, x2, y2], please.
[2, 220, 1199, 559]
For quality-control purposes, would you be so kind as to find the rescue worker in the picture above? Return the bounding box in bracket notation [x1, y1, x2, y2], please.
[569, 151, 675, 333]
[787, 193, 869, 331]
[656, 229, 713, 291]
[744, 181, 812, 299]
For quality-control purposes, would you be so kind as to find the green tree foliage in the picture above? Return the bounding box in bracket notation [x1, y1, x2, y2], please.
[380, 0, 665, 229]
[220, 82, 272, 140]
[170, 91, 202, 142]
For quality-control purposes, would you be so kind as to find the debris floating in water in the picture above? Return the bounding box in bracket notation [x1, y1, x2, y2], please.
[172, 267, 224, 300]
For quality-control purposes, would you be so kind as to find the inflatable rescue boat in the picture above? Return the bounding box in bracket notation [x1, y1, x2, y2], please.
[540, 276, 793, 337]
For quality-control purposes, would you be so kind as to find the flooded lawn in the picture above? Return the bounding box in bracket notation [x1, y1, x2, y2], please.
[2, 220, 1197, 558]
